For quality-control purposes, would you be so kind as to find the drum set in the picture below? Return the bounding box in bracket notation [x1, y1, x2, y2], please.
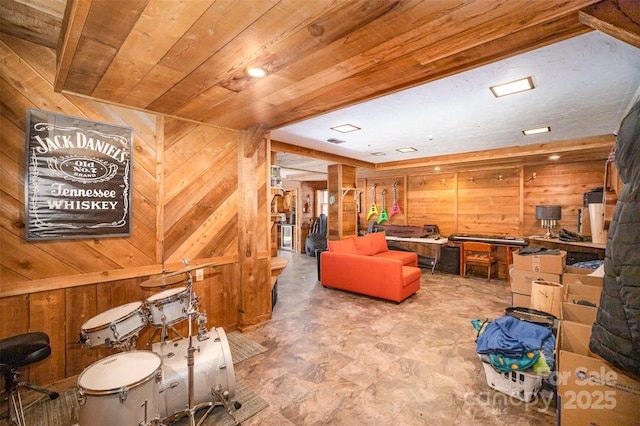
[76, 260, 239, 426]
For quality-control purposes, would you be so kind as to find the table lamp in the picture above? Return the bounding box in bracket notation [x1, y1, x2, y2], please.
[536, 205, 561, 238]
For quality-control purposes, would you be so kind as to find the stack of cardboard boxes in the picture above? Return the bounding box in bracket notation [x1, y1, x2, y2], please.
[510, 249, 567, 308]
[509, 251, 640, 425]
[557, 267, 639, 425]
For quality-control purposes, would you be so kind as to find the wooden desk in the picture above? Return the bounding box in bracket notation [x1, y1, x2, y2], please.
[270, 257, 289, 286]
[528, 237, 605, 261]
[270, 257, 288, 309]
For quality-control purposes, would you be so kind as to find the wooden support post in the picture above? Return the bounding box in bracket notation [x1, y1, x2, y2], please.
[238, 126, 271, 330]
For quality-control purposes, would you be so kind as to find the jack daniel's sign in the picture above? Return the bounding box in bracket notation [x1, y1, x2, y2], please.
[24, 109, 133, 240]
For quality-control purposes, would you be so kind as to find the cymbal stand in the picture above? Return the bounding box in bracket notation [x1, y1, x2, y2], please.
[162, 261, 239, 426]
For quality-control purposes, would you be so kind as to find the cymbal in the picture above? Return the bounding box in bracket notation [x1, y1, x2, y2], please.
[139, 262, 217, 288]
[139, 273, 186, 288]
[163, 261, 217, 278]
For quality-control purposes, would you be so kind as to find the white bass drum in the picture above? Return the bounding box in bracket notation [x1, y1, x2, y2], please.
[152, 327, 235, 418]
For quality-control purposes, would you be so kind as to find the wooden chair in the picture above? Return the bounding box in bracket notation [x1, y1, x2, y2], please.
[460, 242, 497, 281]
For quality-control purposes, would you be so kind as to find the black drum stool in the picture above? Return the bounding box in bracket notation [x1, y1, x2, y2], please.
[0, 332, 59, 425]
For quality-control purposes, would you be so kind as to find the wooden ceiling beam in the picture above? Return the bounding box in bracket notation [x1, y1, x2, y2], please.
[0, 0, 65, 49]
[243, 124, 269, 158]
[55, 0, 92, 92]
[579, 0, 640, 49]
[271, 140, 375, 169]
[373, 134, 615, 171]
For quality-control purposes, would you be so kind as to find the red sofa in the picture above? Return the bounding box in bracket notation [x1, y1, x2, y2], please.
[320, 232, 421, 302]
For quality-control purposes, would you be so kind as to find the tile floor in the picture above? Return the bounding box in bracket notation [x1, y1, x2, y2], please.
[234, 251, 556, 425]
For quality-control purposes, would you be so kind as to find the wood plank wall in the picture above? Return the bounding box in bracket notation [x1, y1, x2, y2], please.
[0, 35, 269, 387]
[358, 162, 606, 238]
[356, 162, 606, 279]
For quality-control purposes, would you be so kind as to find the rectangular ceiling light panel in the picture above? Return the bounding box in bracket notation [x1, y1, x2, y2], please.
[522, 126, 551, 135]
[490, 77, 534, 97]
[396, 147, 417, 153]
[331, 124, 361, 133]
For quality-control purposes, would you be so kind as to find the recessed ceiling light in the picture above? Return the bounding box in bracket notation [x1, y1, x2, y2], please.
[396, 147, 417, 153]
[434, 166, 441, 171]
[370, 152, 386, 156]
[549, 154, 560, 160]
[331, 124, 360, 133]
[490, 77, 534, 97]
[246, 66, 267, 78]
[522, 126, 551, 136]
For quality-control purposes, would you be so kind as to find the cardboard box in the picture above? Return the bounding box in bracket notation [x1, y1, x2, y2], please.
[561, 302, 598, 325]
[563, 265, 604, 287]
[565, 282, 602, 307]
[530, 280, 563, 318]
[512, 249, 566, 274]
[559, 405, 635, 426]
[510, 268, 560, 295]
[557, 321, 640, 425]
[511, 292, 531, 308]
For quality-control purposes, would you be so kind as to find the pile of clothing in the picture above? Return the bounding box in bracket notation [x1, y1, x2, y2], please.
[472, 316, 555, 374]
[516, 246, 561, 256]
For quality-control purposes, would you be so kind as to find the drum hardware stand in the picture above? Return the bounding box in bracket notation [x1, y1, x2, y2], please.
[77, 332, 138, 352]
[161, 260, 239, 426]
[184, 385, 239, 426]
[196, 310, 209, 341]
[109, 334, 139, 352]
[145, 323, 185, 348]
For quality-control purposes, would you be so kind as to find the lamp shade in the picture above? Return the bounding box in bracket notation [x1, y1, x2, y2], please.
[535, 205, 561, 220]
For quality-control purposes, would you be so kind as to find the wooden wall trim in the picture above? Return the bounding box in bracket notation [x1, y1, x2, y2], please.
[373, 135, 615, 171]
[519, 165, 525, 236]
[156, 115, 165, 263]
[0, 255, 240, 298]
[454, 172, 459, 231]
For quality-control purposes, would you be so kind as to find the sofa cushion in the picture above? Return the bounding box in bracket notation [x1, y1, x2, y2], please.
[375, 250, 418, 267]
[352, 234, 376, 256]
[328, 238, 358, 254]
[369, 232, 389, 254]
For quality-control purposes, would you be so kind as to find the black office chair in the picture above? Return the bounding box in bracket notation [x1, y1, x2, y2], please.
[0, 332, 59, 425]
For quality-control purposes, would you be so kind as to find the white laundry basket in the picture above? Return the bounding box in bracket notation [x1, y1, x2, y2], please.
[480, 357, 543, 402]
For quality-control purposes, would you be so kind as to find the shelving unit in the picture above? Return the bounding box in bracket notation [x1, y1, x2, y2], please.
[341, 187, 362, 199]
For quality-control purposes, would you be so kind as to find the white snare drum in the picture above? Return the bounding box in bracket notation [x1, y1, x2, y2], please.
[81, 302, 148, 348]
[146, 287, 190, 327]
[152, 327, 236, 418]
[77, 351, 162, 426]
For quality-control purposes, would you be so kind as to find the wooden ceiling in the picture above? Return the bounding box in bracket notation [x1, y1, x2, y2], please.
[2, 0, 638, 170]
[46, 0, 639, 128]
